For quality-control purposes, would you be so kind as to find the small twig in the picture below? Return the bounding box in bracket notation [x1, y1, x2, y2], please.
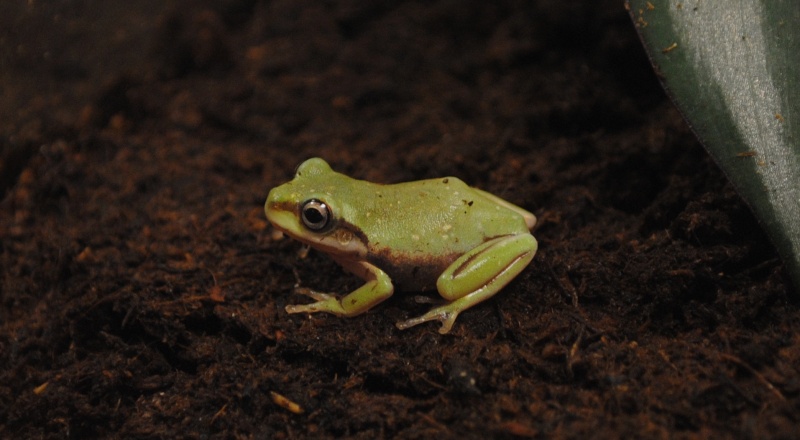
[565, 327, 584, 378]
[717, 352, 785, 402]
[210, 403, 228, 423]
[548, 263, 579, 308]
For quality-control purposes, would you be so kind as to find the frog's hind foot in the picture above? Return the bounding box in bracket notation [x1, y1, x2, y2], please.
[396, 306, 459, 334]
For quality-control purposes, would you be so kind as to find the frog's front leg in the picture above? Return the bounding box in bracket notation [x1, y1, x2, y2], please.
[286, 260, 394, 318]
[396, 234, 537, 334]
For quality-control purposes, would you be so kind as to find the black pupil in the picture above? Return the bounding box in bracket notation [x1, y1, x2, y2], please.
[304, 207, 324, 224]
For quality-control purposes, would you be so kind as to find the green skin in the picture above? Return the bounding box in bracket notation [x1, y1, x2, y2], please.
[265, 158, 538, 334]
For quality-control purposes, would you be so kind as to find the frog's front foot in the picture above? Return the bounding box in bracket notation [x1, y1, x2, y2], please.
[285, 287, 346, 315]
[396, 304, 459, 334]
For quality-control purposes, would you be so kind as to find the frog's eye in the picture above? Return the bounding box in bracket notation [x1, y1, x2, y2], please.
[300, 199, 331, 231]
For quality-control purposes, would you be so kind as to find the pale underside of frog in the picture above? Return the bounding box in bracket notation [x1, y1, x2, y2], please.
[265, 158, 538, 334]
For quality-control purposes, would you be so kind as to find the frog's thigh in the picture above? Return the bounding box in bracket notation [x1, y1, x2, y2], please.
[437, 234, 537, 301]
[396, 234, 536, 334]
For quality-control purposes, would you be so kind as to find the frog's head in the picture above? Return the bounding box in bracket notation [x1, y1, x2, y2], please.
[265, 158, 368, 257]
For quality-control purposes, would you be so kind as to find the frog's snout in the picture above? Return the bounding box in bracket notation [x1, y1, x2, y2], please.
[264, 187, 277, 209]
[264, 187, 285, 220]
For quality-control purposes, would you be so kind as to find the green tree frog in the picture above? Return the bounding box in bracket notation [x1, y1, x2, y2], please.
[265, 158, 538, 334]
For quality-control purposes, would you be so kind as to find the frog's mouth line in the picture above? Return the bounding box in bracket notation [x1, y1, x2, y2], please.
[266, 208, 368, 257]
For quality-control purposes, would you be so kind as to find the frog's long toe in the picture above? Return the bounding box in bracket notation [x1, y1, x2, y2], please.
[396, 306, 459, 334]
[286, 288, 346, 315]
[293, 287, 336, 302]
[286, 303, 317, 314]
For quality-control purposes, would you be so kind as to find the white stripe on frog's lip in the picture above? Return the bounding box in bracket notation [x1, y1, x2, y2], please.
[266, 209, 368, 258]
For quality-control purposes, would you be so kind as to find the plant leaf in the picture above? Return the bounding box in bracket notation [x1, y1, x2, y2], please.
[627, 0, 800, 286]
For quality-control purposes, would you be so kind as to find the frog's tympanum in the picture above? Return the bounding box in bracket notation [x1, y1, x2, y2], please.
[265, 158, 537, 334]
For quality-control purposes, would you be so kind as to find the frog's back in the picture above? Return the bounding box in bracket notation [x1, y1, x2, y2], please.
[348, 176, 531, 256]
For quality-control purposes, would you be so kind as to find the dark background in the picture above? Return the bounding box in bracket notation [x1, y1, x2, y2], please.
[1, 0, 797, 438]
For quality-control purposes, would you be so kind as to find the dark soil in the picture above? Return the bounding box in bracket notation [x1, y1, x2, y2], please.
[2, 0, 798, 438]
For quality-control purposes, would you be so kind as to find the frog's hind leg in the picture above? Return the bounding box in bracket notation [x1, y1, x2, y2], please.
[395, 234, 537, 334]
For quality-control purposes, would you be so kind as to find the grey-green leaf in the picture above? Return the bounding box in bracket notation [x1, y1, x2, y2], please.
[627, 1, 800, 286]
